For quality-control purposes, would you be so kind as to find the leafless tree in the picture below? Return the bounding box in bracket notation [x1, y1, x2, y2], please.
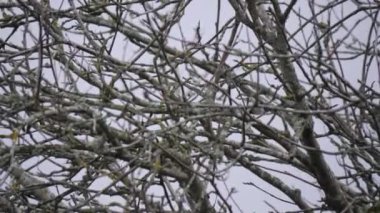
[0, 0, 379, 212]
